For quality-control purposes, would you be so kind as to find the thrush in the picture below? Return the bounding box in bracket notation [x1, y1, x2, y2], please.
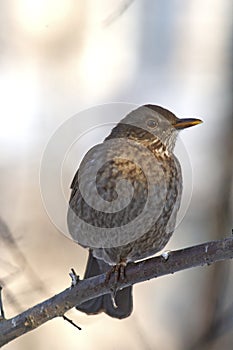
[67, 104, 202, 319]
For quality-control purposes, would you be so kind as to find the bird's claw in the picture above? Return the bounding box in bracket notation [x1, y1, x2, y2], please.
[106, 261, 127, 284]
[106, 261, 127, 309]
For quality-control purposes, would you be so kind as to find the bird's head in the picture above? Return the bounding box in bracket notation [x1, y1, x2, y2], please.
[106, 104, 202, 154]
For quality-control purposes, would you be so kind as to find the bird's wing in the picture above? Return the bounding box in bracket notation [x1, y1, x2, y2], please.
[67, 140, 167, 249]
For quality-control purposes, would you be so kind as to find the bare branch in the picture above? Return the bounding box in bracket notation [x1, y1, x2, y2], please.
[0, 237, 233, 347]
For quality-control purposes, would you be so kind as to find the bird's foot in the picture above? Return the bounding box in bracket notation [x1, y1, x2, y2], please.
[111, 293, 118, 309]
[106, 261, 127, 309]
[105, 260, 127, 284]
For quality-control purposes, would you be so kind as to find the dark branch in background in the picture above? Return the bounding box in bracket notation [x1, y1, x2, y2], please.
[0, 287, 5, 320]
[0, 237, 233, 347]
[103, 0, 135, 26]
[189, 301, 233, 350]
[0, 217, 48, 313]
[187, 110, 233, 350]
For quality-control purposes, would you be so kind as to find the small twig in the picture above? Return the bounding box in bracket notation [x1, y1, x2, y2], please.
[69, 268, 80, 287]
[62, 315, 81, 331]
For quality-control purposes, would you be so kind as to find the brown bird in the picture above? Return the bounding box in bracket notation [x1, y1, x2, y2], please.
[67, 104, 202, 319]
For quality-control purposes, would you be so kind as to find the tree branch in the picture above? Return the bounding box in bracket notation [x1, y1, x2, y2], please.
[0, 237, 233, 347]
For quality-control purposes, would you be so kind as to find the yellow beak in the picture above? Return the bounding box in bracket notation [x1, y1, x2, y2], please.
[174, 118, 203, 130]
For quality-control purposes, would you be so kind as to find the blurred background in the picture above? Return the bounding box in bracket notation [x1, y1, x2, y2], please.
[0, 0, 232, 349]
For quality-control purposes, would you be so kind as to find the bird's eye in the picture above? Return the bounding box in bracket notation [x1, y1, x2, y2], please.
[147, 119, 158, 128]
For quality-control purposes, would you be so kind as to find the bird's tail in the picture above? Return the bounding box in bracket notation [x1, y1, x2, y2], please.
[76, 250, 133, 319]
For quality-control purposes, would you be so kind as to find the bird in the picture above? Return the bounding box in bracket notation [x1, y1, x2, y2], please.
[67, 104, 202, 319]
